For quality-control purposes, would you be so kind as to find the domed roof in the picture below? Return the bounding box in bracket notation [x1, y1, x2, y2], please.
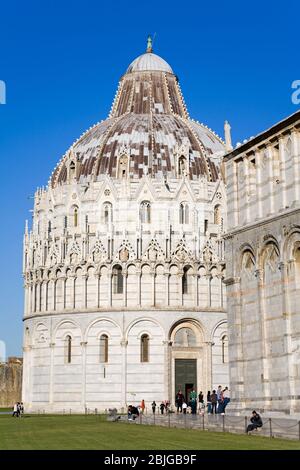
[127, 52, 173, 74]
[51, 44, 225, 188]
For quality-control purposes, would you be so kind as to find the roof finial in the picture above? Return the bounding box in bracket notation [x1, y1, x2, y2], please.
[146, 35, 153, 53]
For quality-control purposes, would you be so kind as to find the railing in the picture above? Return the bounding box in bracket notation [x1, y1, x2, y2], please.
[135, 412, 300, 441]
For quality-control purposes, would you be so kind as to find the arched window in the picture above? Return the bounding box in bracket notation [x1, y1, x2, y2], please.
[100, 334, 108, 363]
[103, 202, 113, 224]
[221, 335, 228, 364]
[64, 215, 68, 230]
[73, 207, 78, 227]
[140, 334, 149, 362]
[113, 265, 123, 294]
[118, 154, 128, 178]
[65, 335, 72, 364]
[178, 156, 187, 176]
[179, 202, 189, 224]
[214, 205, 221, 225]
[140, 201, 151, 224]
[294, 248, 300, 280]
[182, 266, 189, 294]
[174, 327, 197, 347]
[69, 161, 76, 180]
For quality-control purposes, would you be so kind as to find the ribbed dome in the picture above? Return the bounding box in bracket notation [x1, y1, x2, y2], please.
[51, 47, 225, 187]
[127, 52, 173, 74]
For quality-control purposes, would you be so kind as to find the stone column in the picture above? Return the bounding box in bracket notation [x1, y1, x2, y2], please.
[163, 340, 172, 403]
[43, 281, 48, 312]
[165, 271, 170, 306]
[97, 274, 101, 308]
[151, 268, 155, 306]
[80, 341, 88, 410]
[266, 144, 275, 215]
[49, 342, 55, 406]
[204, 341, 213, 392]
[207, 274, 212, 307]
[22, 345, 32, 406]
[278, 136, 287, 210]
[120, 340, 128, 408]
[291, 129, 300, 205]
[243, 157, 250, 223]
[279, 261, 294, 407]
[123, 270, 128, 307]
[255, 268, 269, 397]
[62, 276, 66, 310]
[136, 268, 141, 307]
[83, 274, 88, 308]
[108, 270, 112, 307]
[178, 268, 183, 306]
[194, 272, 198, 307]
[71, 275, 76, 309]
[255, 150, 263, 219]
[223, 275, 244, 411]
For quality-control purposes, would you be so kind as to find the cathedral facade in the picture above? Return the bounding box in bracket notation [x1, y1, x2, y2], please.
[22, 44, 229, 412]
[224, 110, 300, 415]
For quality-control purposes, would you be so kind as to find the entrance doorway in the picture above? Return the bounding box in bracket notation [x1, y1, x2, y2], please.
[175, 359, 197, 404]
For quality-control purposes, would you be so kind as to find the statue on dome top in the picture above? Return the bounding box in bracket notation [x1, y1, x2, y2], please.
[146, 35, 153, 53]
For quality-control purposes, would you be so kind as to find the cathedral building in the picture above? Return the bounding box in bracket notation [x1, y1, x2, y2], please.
[224, 110, 300, 415]
[22, 41, 229, 412]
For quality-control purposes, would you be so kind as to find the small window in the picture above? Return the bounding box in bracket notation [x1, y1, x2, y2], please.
[222, 335, 228, 364]
[100, 334, 108, 363]
[140, 334, 149, 362]
[118, 154, 128, 178]
[179, 202, 189, 224]
[69, 161, 76, 180]
[178, 156, 187, 176]
[103, 202, 113, 224]
[113, 265, 123, 294]
[65, 335, 72, 364]
[48, 221, 52, 235]
[74, 207, 78, 227]
[204, 219, 208, 234]
[140, 201, 151, 224]
[214, 205, 221, 225]
[64, 216, 68, 229]
[182, 267, 188, 294]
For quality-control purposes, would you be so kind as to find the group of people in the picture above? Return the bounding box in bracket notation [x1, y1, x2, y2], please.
[174, 385, 231, 415]
[207, 386, 230, 414]
[151, 400, 171, 414]
[12, 402, 24, 417]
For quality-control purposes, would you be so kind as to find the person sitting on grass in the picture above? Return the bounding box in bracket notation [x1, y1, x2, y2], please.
[246, 410, 263, 434]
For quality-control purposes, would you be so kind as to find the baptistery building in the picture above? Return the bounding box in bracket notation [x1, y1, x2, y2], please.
[22, 41, 229, 412]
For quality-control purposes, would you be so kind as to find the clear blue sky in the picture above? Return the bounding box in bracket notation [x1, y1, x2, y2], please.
[0, 0, 299, 356]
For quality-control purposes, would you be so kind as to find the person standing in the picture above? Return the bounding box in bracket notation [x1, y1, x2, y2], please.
[151, 401, 156, 414]
[206, 391, 212, 414]
[160, 402, 165, 415]
[140, 399, 145, 414]
[222, 387, 230, 413]
[12, 403, 18, 417]
[182, 401, 187, 414]
[211, 390, 218, 414]
[189, 388, 197, 414]
[175, 390, 184, 413]
[217, 385, 223, 413]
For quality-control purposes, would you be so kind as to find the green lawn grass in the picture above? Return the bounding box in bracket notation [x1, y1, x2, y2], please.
[0, 414, 299, 450]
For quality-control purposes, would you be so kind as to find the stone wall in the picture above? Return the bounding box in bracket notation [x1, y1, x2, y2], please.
[0, 357, 23, 407]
